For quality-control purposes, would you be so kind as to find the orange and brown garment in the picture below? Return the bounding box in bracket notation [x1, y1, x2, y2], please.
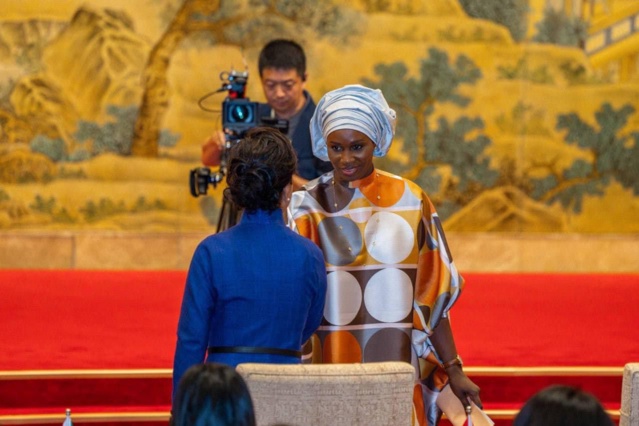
[290, 169, 464, 426]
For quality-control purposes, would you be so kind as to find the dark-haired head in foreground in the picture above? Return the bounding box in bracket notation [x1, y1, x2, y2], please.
[513, 384, 614, 426]
[225, 126, 297, 213]
[172, 363, 256, 426]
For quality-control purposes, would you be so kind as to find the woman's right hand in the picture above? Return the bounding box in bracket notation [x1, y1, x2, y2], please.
[446, 365, 483, 410]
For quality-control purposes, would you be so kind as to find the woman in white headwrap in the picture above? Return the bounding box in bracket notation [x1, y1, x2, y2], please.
[289, 85, 482, 425]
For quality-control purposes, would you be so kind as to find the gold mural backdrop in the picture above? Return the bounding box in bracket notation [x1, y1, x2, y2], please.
[1, 0, 638, 241]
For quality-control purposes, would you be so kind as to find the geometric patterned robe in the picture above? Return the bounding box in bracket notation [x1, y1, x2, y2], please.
[289, 168, 466, 425]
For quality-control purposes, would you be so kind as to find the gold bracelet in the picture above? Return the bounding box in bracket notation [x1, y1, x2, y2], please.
[442, 355, 463, 369]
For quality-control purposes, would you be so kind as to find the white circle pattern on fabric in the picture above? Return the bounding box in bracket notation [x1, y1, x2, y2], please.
[323, 270, 362, 326]
[348, 208, 372, 224]
[364, 268, 413, 323]
[364, 211, 414, 264]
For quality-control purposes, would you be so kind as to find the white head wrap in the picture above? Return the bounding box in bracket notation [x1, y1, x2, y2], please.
[310, 84, 396, 161]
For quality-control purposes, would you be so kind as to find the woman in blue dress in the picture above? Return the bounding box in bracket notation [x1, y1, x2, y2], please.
[172, 127, 327, 400]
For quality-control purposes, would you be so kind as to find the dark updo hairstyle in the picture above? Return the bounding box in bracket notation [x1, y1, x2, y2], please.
[172, 363, 256, 426]
[225, 127, 297, 213]
[513, 385, 614, 426]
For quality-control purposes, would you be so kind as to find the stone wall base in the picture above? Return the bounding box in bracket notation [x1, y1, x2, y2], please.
[1, 232, 637, 272]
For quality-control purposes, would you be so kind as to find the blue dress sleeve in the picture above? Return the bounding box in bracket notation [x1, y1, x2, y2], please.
[302, 246, 327, 342]
[172, 243, 216, 400]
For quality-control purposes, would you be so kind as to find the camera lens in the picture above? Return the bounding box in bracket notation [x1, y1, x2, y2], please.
[223, 99, 258, 135]
[229, 104, 253, 123]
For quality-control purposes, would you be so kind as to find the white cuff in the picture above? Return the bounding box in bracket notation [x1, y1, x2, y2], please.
[411, 329, 433, 358]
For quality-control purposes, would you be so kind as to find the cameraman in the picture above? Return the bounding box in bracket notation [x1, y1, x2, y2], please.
[202, 39, 332, 190]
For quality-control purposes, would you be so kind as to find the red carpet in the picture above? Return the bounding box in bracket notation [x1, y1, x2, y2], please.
[1, 270, 637, 425]
[1, 270, 637, 370]
[1, 270, 184, 370]
[452, 273, 639, 368]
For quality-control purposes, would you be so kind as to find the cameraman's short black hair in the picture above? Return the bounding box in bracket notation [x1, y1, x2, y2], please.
[225, 127, 297, 213]
[258, 39, 306, 79]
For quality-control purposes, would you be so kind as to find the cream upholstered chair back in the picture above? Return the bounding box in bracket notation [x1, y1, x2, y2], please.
[236, 361, 415, 426]
[621, 363, 639, 426]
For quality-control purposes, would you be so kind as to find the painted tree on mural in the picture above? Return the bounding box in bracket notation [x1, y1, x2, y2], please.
[533, 7, 588, 47]
[363, 47, 499, 216]
[458, 0, 528, 42]
[130, 0, 362, 157]
[532, 103, 639, 213]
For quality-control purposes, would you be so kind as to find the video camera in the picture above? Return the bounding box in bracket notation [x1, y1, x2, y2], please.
[189, 69, 289, 197]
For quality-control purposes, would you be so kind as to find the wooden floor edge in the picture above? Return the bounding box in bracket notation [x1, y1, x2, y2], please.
[0, 366, 624, 380]
[0, 409, 620, 424]
[0, 369, 173, 380]
[464, 366, 625, 376]
[0, 412, 170, 424]
[475, 409, 619, 420]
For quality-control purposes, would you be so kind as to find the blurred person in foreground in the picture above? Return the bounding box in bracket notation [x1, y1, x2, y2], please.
[513, 385, 614, 426]
[172, 363, 255, 426]
[173, 127, 327, 400]
[288, 84, 481, 425]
